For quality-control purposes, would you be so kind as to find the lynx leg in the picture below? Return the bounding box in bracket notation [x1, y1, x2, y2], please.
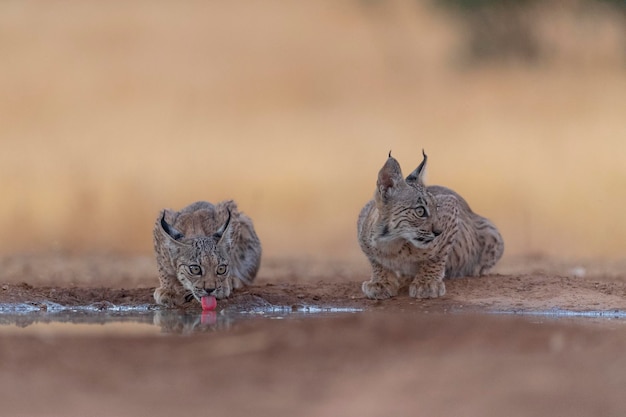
[362, 261, 400, 300]
[409, 259, 446, 299]
[213, 278, 233, 300]
[230, 276, 244, 290]
[154, 286, 179, 307]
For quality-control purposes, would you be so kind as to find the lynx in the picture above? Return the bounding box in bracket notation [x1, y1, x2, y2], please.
[153, 200, 261, 307]
[357, 151, 504, 300]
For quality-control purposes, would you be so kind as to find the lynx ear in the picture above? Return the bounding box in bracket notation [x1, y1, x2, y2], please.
[214, 209, 233, 245]
[377, 154, 404, 200]
[159, 211, 185, 242]
[405, 149, 428, 186]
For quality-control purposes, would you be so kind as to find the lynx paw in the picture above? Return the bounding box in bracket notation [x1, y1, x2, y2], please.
[212, 280, 233, 299]
[362, 279, 399, 300]
[231, 276, 244, 290]
[409, 279, 446, 299]
[154, 287, 179, 307]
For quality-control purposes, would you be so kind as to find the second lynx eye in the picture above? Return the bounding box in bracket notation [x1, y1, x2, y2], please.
[188, 265, 202, 275]
[216, 265, 228, 275]
[415, 206, 427, 217]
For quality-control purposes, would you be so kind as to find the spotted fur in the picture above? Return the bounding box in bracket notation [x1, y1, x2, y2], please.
[358, 152, 504, 299]
[153, 200, 261, 307]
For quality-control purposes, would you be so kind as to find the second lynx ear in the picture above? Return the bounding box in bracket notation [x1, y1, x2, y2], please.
[213, 209, 232, 240]
[159, 210, 185, 242]
[214, 209, 233, 246]
[377, 156, 405, 198]
[405, 149, 428, 186]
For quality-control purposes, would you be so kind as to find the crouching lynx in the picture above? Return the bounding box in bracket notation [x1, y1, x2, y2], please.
[358, 151, 504, 300]
[153, 200, 261, 307]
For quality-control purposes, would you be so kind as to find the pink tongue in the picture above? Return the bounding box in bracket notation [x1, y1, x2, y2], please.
[201, 295, 217, 311]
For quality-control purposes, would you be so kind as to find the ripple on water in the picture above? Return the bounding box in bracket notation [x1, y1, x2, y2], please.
[492, 308, 626, 320]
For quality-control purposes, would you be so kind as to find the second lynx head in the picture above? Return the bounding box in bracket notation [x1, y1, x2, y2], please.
[376, 151, 443, 249]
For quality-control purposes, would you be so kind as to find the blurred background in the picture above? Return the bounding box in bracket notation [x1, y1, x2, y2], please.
[1, 0, 625, 262]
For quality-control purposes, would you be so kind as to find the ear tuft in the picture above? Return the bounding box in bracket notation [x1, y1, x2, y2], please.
[214, 209, 233, 245]
[406, 149, 428, 186]
[160, 211, 184, 241]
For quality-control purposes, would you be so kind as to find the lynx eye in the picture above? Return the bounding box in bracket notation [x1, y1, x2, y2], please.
[188, 265, 202, 275]
[216, 264, 228, 276]
[415, 206, 427, 218]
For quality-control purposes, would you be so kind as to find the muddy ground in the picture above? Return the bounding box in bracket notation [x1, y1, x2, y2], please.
[1, 254, 626, 417]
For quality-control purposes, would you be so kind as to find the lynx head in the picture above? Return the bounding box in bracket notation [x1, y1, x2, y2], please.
[374, 150, 442, 248]
[158, 210, 233, 302]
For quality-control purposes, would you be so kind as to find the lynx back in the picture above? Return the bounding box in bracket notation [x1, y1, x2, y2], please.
[153, 200, 261, 307]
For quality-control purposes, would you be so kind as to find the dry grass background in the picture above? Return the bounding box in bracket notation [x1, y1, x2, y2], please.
[1, 0, 625, 262]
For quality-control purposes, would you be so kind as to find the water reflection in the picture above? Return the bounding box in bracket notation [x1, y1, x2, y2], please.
[153, 310, 235, 334]
[2, 302, 626, 335]
[0, 302, 362, 335]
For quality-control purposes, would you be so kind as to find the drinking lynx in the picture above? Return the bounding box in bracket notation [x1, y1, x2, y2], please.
[357, 151, 503, 300]
[153, 200, 261, 308]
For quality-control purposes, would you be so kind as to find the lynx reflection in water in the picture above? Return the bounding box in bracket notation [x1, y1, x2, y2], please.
[0, 302, 363, 335]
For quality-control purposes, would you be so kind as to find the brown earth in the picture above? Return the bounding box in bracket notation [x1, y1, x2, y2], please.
[1, 254, 626, 417]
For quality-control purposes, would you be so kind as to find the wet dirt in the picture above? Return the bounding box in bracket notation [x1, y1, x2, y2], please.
[1, 253, 626, 417]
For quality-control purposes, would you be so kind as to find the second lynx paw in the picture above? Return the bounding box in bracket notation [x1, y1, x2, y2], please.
[153, 287, 179, 307]
[362, 280, 399, 300]
[409, 279, 446, 299]
[212, 280, 233, 299]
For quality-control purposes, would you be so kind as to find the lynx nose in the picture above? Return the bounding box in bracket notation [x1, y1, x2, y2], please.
[432, 229, 442, 237]
[204, 286, 216, 294]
